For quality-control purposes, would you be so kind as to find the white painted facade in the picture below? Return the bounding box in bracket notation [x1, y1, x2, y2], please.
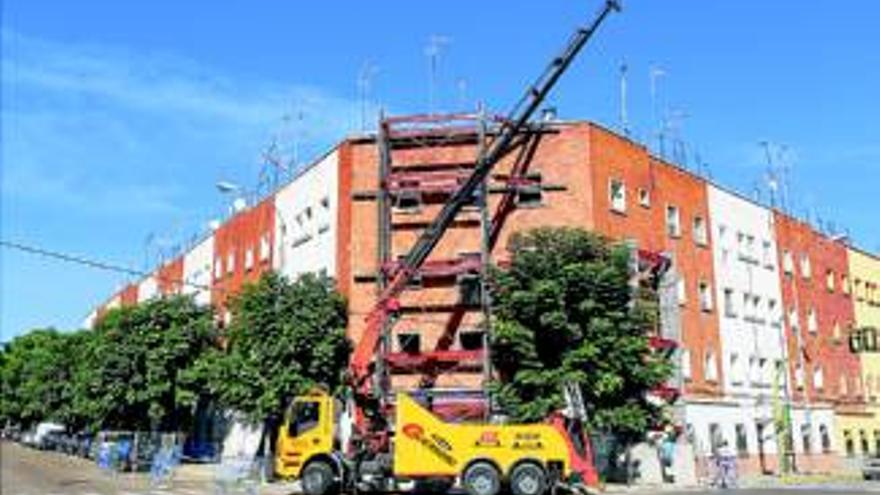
[182, 235, 215, 306]
[684, 401, 779, 458]
[273, 149, 339, 279]
[791, 406, 835, 455]
[137, 275, 158, 302]
[106, 294, 121, 310]
[706, 185, 788, 456]
[82, 309, 98, 329]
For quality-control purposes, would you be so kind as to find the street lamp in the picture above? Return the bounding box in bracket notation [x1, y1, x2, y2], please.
[216, 181, 241, 194]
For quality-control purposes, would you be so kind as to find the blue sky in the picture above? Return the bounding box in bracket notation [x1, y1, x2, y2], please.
[2, 1, 878, 339]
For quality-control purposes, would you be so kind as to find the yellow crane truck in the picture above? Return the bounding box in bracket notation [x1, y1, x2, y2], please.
[273, 2, 620, 494]
[275, 389, 600, 495]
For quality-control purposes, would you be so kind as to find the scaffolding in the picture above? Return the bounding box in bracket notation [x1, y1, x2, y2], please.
[375, 110, 494, 421]
[346, 0, 623, 440]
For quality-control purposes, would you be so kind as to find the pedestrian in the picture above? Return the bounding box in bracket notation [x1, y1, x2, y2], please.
[714, 440, 737, 489]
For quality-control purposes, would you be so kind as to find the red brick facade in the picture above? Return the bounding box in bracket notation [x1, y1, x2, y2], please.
[157, 257, 184, 296]
[773, 213, 861, 405]
[586, 125, 722, 397]
[211, 198, 276, 313]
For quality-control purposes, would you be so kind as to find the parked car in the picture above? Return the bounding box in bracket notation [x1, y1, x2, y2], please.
[864, 454, 880, 481]
[40, 430, 65, 450]
[30, 423, 65, 450]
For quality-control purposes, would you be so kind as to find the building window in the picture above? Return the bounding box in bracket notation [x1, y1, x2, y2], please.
[768, 299, 779, 327]
[458, 274, 482, 307]
[638, 187, 651, 207]
[260, 234, 271, 261]
[394, 190, 423, 213]
[807, 308, 818, 334]
[245, 248, 254, 271]
[698, 280, 713, 312]
[724, 288, 736, 317]
[844, 430, 855, 457]
[783, 250, 794, 275]
[758, 357, 769, 385]
[801, 424, 813, 455]
[861, 430, 870, 455]
[693, 215, 708, 245]
[609, 178, 626, 213]
[832, 321, 842, 342]
[681, 349, 692, 380]
[748, 355, 759, 384]
[826, 269, 836, 292]
[397, 333, 421, 354]
[874, 430, 880, 456]
[752, 295, 762, 322]
[735, 424, 749, 458]
[516, 174, 543, 207]
[801, 254, 812, 279]
[666, 205, 681, 237]
[746, 234, 756, 261]
[677, 276, 687, 305]
[795, 363, 804, 390]
[706, 351, 718, 382]
[813, 365, 824, 391]
[227, 252, 235, 274]
[709, 423, 723, 453]
[789, 308, 800, 332]
[459, 330, 485, 351]
[762, 240, 773, 268]
[820, 425, 831, 454]
[840, 375, 849, 396]
[214, 258, 223, 279]
[842, 274, 851, 295]
[730, 353, 742, 385]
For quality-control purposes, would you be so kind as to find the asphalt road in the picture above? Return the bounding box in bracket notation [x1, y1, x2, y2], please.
[0, 440, 246, 495]
[2, 440, 878, 495]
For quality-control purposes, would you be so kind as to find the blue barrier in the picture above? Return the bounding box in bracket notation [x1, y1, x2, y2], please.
[150, 445, 182, 487]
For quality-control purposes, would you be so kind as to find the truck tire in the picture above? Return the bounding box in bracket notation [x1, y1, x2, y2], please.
[302, 460, 335, 495]
[463, 462, 501, 495]
[509, 463, 547, 495]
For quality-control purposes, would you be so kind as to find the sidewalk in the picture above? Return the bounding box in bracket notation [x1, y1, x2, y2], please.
[603, 472, 878, 493]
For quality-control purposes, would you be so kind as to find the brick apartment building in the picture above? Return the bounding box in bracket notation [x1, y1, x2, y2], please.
[85, 118, 880, 478]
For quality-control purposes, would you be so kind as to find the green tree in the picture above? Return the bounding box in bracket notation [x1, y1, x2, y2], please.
[205, 271, 350, 424]
[83, 296, 217, 431]
[0, 328, 77, 429]
[490, 227, 672, 438]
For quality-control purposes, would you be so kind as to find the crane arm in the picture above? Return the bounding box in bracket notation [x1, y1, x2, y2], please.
[350, 0, 622, 390]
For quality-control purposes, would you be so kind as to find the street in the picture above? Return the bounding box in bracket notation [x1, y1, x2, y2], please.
[0, 440, 290, 495]
[3, 440, 880, 495]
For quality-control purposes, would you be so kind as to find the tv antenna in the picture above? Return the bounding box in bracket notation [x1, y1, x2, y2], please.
[456, 77, 468, 109]
[357, 60, 379, 131]
[619, 61, 630, 135]
[649, 64, 666, 154]
[425, 34, 451, 115]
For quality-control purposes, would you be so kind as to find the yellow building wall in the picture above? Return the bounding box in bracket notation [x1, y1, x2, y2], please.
[842, 247, 880, 459]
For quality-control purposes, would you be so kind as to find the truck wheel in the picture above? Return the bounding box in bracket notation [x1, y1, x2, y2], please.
[463, 462, 501, 495]
[302, 460, 335, 495]
[509, 463, 547, 495]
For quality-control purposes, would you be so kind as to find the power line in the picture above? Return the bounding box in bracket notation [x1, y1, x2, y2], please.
[0, 239, 215, 293]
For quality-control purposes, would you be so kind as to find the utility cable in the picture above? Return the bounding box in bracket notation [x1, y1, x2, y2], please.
[0, 239, 215, 293]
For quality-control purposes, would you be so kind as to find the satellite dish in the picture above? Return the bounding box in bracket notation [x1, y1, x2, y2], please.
[232, 198, 247, 213]
[208, 220, 221, 231]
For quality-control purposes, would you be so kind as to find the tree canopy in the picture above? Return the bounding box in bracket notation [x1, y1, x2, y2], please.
[0, 328, 75, 429]
[490, 227, 672, 438]
[202, 271, 350, 423]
